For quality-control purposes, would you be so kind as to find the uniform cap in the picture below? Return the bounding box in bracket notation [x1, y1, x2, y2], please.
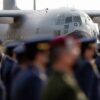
[5, 41, 24, 57]
[24, 34, 54, 61]
[14, 44, 27, 63]
[50, 35, 81, 63]
[13, 45, 26, 55]
[80, 37, 97, 57]
[5, 41, 21, 50]
[80, 37, 96, 43]
[25, 34, 54, 51]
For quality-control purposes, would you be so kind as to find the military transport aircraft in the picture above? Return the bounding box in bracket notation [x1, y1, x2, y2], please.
[0, 0, 100, 41]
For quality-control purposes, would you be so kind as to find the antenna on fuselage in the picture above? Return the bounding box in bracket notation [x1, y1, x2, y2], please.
[34, 0, 36, 10]
[3, 0, 18, 10]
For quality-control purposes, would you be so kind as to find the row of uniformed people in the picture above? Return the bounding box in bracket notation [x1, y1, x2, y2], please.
[70, 30, 100, 100]
[74, 38, 100, 100]
[1, 42, 19, 100]
[0, 31, 99, 100]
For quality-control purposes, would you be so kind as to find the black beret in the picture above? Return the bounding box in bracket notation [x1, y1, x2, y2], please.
[50, 35, 80, 48]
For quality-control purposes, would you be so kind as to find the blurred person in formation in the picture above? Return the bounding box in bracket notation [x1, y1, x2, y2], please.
[0, 80, 6, 100]
[11, 44, 28, 79]
[11, 35, 53, 100]
[95, 43, 100, 100]
[0, 40, 5, 70]
[47, 30, 92, 77]
[0, 40, 6, 100]
[74, 37, 100, 100]
[0, 41, 20, 100]
[1, 41, 20, 81]
[95, 43, 100, 73]
[42, 35, 88, 100]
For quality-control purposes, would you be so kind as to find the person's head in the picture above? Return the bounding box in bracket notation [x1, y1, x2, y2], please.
[50, 35, 80, 73]
[31, 43, 50, 66]
[14, 45, 27, 65]
[81, 38, 96, 60]
[25, 35, 54, 66]
[5, 41, 20, 59]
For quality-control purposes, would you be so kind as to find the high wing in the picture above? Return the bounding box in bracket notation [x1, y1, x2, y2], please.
[84, 10, 100, 24]
[85, 10, 100, 18]
[0, 10, 24, 17]
[0, 10, 24, 24]
[0, 10, 25, 40]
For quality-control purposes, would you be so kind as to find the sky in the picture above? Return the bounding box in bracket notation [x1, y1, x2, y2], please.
[0, 0, 100, 10]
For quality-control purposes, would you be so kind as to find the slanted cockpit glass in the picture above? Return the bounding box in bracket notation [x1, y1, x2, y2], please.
[65, 17, 72, 23]
[81, 13, 93, 25]
[73, 16, 81, 22]
[81, 15, 87, 24]
[56, 15, 65, 25]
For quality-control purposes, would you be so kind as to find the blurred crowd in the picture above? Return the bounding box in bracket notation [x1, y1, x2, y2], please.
[0, 30, 99, 100]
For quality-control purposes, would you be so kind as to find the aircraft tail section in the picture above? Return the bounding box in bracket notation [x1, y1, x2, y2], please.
[3, 0, 19, 10]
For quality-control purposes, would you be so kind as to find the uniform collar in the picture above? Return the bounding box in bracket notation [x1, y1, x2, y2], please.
[33, 64, 47, 81]
[6, 55, 17, 63]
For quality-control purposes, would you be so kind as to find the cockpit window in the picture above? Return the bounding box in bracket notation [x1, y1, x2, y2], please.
[56, 15, 65, 25]
[81, 15, 87, 24]
[65, 17, 72, 23]
[73, 16, 81, 22]
[87, 15, 93, 23]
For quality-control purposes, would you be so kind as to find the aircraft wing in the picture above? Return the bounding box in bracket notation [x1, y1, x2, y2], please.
[0, 10, 24, 24]
[85, 10, 100, 17]
[0, 10, 24, 17]
[84, 10, 100, 24]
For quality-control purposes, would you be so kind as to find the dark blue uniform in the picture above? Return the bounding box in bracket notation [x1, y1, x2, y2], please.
[1, 56, 17, 100]
[95, 56, 100, 100]
[75, 59, 100, 100]
[1, 41, 20, 83]
[11, 64, 21, 80]
[11, 34, 53, 100]
[0, 80, 6, 100]
[74, 37, 100, 100]
[0, 41, 20, 100]
[11, 65, 47, 100]
[1, 56, 16, 82]
[95, 56, 100, 73]
[11, 45, 27, 80]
